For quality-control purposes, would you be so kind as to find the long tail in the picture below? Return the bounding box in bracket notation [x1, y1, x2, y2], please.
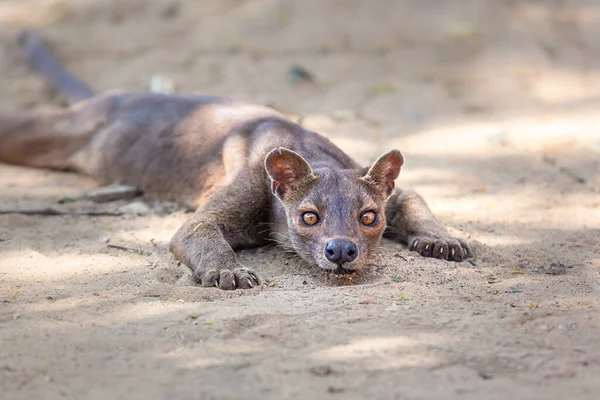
[18, 30, 95, 105]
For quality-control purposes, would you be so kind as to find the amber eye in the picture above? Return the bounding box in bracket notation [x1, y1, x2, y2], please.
[361, 211, 377, 226]
[301, 212, 319, 226]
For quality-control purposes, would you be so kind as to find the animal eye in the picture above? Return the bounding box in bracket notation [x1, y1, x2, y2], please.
[361, 211, 377, 226]
[301, 212, 319, 226]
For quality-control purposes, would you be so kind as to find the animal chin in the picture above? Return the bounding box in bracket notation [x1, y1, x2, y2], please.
[316, 259, 360, 274]
[332, 266, 353, 275]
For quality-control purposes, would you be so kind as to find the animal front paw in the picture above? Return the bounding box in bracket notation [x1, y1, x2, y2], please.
[193, 267, 261, 290]
[409, 234, 472, 262]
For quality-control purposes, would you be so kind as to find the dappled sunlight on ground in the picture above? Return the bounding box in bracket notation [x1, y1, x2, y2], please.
[1, 0, 600, 399]
[310, 335, 445, 370]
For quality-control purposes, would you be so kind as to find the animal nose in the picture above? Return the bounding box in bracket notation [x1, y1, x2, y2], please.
[324, 239, 358, 265]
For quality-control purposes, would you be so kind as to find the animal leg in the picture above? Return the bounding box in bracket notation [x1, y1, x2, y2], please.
[169, 171, 271, 290]
[0, 109, 87, 170]
[384, 189, 472, 261]
[0, 92, 116, 171]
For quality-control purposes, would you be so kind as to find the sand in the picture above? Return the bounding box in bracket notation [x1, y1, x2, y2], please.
[1, 1, 599, 399]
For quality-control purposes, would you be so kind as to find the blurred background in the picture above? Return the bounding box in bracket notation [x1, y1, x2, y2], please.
[0, 1, 599, 155]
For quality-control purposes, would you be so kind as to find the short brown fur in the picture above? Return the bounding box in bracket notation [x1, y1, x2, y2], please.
[0, 31, 472, 290]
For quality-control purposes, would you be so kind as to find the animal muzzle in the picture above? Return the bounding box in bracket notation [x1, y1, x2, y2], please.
[324, 239, 358, 267]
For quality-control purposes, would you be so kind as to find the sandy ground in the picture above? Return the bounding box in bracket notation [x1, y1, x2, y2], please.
[1, 1, 600, 399]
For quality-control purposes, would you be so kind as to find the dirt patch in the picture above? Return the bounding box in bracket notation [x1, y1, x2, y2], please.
[1, 1, 599, 399]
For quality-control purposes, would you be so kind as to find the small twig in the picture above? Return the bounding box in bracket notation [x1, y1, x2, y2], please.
[107, 244, 147, 256]
[558, 167, 586, 184]
[394, 254, 410, 262]
[542, 155, 587, 184]
[0, 208, 124, 217]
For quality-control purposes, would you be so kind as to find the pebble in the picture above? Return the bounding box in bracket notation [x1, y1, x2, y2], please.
[150, 74, 176, 94]
[286, 65, 314, 84]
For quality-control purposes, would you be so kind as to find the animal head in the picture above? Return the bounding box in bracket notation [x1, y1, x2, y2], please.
[265, 147, 403, 272]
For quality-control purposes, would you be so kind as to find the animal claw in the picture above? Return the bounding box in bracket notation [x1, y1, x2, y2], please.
[247, 278, 253, 288]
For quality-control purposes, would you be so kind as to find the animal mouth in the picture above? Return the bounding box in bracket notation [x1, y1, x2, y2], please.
[315, 258, 359, 274]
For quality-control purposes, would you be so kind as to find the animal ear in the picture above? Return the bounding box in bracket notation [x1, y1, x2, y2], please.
[264, 147, 316, 199]
[362, 150, 404, 196]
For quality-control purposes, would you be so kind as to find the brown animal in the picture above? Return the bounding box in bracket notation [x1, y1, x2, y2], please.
[0, 31, 472, 290]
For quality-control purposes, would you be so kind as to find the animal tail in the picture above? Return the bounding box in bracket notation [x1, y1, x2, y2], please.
[18, 29, 95, 105]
